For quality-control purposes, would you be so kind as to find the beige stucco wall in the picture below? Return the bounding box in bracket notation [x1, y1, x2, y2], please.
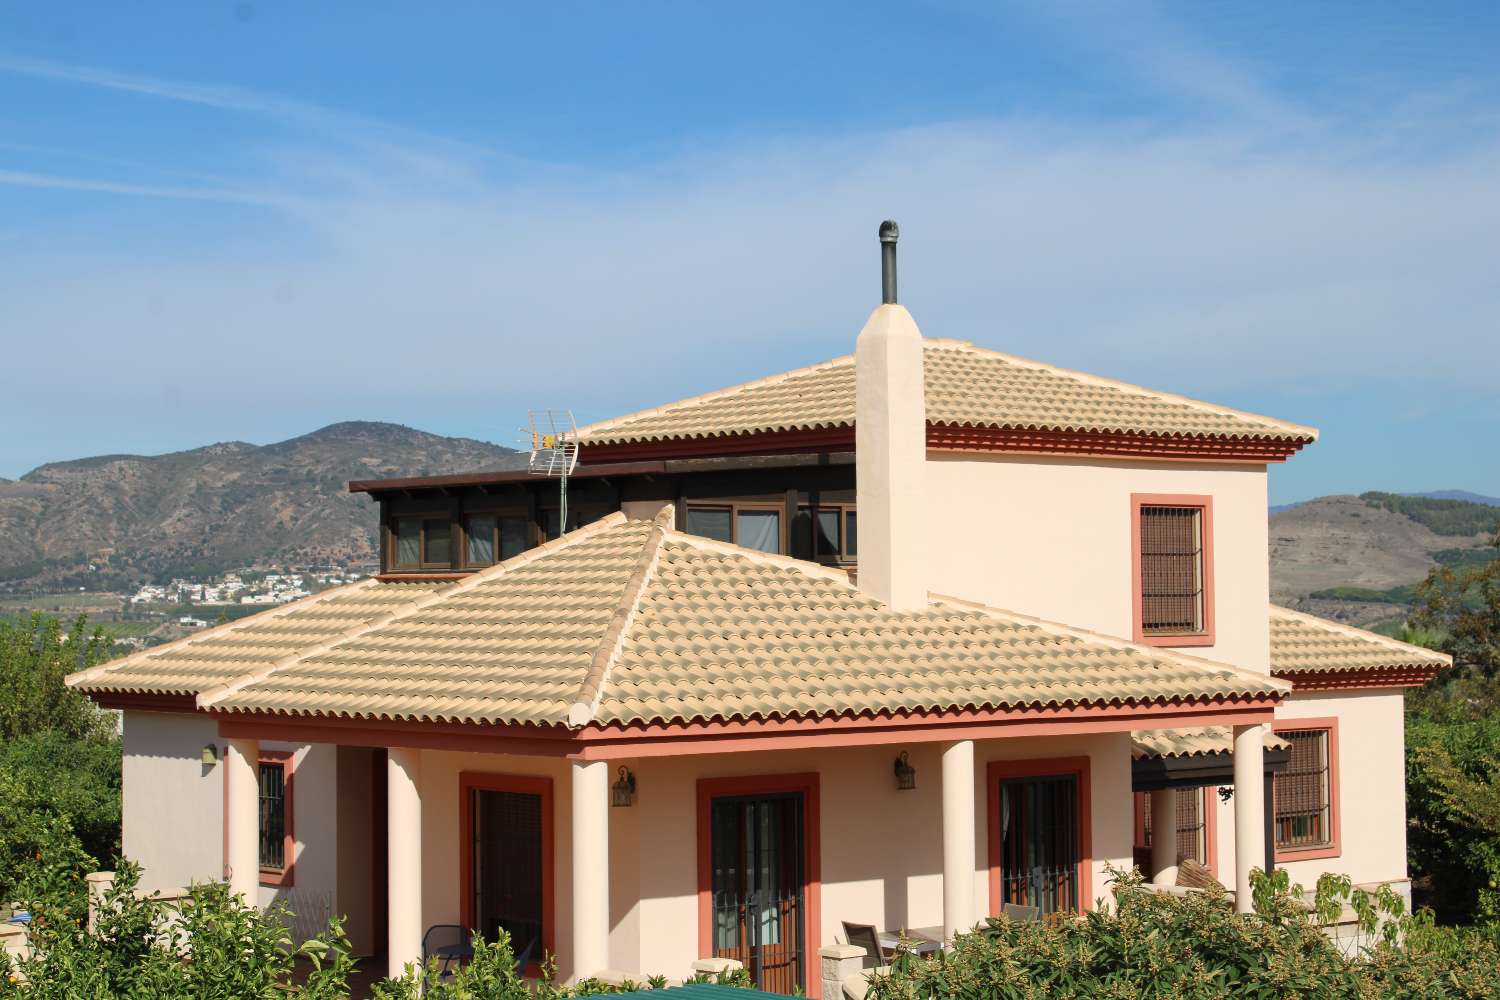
[1211, 691, 1408, 889]
[121, 710, 225, 894]
[925, 454, 1271, 674]
[409, 731, 1132, 984]
[121, 714, 353, 941]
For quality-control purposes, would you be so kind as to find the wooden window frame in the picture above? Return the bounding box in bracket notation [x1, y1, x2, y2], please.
[795, 503, 857, 565]
[538, 506, 610, 541]
[459, 509, 531, 570]
[459, 771, 554, 976]
[1272, 717, 1341, 862]
[1130, 494, 1215, 647]
[684, 501, 788, 553]
[388, 512, 458, 572]
[696, 772, 822, 998]
[258, 749, 295, 887]
[987, 756, 1093, 914]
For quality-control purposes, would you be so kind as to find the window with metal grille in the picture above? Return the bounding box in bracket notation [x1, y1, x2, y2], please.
[1138, 505, 1205, 635]
[258, 760, 288, 871]
[1140, 788, 1208, 864]
[1275, 730, 1332, 850]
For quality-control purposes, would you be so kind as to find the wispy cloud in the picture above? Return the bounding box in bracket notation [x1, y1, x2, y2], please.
[0, 168, 290, 207]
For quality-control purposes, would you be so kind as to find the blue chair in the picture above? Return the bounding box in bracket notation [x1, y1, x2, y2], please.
[421, 924, 473, 979]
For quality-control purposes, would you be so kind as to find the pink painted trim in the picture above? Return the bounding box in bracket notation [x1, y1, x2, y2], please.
[1272, 716, 1342, 863]
[458, 771, 554, 976]
[576, 703, 1277, 760]
[1202, 786, 1219, 879]
[215, 699, 1280, 761]
[696, 773, 821, 998]
[1130, 494, 1216, 648]
[988, 757, 1093, 914]
[259, 749, 295, 887]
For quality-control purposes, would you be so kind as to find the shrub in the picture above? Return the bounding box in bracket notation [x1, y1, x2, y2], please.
[0, 862, 354, 1000]
[866, 867, 1500, 1000]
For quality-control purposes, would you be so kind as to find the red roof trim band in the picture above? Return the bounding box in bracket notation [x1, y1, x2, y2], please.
[1273, 666, 1442, 691]
[578, 423, 1309, 465]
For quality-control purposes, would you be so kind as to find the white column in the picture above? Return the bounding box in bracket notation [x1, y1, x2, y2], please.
[225, 737, 259, 904]
[571, 760, 609, 982]
[1150, 790, 1179, 887]
[941, 740, 975, 940]
[387, 748, 423, 979]
[1232, 724, 1266, 914]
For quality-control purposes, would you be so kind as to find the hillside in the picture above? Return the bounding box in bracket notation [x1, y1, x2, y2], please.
[0, 422, 513, 588]
[1270, 492, 1499, 629]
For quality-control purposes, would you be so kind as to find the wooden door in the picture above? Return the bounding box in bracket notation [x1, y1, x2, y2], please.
[709, 793, 806, 994]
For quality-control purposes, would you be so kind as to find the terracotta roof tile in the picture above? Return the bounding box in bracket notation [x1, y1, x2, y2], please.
[67, 580, 446, 696]
[1131, 726, 1287, 760]
[187, 511, 1287, 726]
[1269, 605, 1450, 676]
[576, 341, 1317, 446]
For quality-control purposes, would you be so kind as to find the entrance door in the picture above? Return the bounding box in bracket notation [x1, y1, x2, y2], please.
[710, 793, 806, 994]
[998, 775, 1081, 915]
[470, 787, 545, 955]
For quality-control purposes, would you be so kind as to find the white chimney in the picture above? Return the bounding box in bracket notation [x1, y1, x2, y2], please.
[855, 220, 926, 610]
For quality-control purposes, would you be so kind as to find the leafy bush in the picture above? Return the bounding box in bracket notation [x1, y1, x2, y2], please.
[0, 862, 354, 1000]
[1407, 710, 1500, 925]
[373, 928, 753, 999]
[867, 868, 1500, 1000]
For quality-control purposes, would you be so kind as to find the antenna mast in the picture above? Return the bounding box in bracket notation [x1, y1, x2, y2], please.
[526, 410, 580, 536]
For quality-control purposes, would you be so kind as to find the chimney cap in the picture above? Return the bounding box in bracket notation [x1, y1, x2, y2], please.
[878, 220, 900, 243]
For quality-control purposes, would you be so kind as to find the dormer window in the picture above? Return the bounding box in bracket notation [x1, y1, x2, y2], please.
[391, 516, 454, 571]
[684, 503, 782, 554]
[791, 504, 857, 564]
[465, 514, 530, 567]
[1131, 495, 1214, 647]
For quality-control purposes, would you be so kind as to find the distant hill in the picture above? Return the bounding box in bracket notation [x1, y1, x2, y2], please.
[0, 422, 513, 588]
[1406, 489, 1500, 507]
[1270, 492, 1499, 630]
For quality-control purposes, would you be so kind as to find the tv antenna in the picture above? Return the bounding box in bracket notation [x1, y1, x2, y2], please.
[526, 410, 580, 536]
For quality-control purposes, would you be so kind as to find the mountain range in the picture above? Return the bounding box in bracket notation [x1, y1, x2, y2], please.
[0, 422, 513, 588]
[1, 426, 1496, 629]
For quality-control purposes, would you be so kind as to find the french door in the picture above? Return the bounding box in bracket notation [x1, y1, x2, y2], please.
[709, 792, 806, 994]
[471, 787, 545, 955]
[998, 775, 1081, 916]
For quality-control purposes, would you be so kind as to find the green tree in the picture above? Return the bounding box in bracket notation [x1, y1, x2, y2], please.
[1413, 531, 1500, 677]
[0, 613, 113, 742]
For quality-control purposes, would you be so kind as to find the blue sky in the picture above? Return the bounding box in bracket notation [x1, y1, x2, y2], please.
[2, 2, 1497, 504]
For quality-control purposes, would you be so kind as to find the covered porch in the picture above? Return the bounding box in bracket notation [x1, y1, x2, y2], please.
[218, 712, 1281, 995]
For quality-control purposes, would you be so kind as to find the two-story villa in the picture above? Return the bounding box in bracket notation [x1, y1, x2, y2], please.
[69, 223, 1448, 993]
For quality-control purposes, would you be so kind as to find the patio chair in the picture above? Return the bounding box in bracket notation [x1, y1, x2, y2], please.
[841, 921, 884, 969]
[513, 935, 539, 976]
[1001, 903, 1040, 923]
[421, 924, 473, 979]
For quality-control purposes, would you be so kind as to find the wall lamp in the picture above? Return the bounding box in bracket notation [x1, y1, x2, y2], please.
[611, 766, 637, 807]
[893, 751, 916, 791]
[202, 744, 220, 767]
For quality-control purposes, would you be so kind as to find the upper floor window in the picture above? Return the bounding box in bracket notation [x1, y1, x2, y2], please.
[1131, 495, 1214, 647]
[791, 504, 857, 564]
[1273, 722, 1340, 860]
[684, 503, 782, 554]
[392, 516, 452, 571]
[542, 507, 607, 541]
[465, 514, 531, 567]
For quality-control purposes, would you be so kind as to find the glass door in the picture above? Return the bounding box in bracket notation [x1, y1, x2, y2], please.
[710, 793, 806, 994]
[472, 788, 544, 955]
[999, 775, 1081, 915]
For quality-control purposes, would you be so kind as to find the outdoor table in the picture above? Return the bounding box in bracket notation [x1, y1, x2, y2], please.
[877, 925, 944, 955]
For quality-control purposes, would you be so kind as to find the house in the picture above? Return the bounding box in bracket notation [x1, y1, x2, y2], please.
[68, 224, 1448, 993]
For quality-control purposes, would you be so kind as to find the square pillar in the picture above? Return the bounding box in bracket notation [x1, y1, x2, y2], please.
[1150, 789, 1179, 886]
[941, 740, 975, 940]
[571, 760, 609, 981]
[387, 748, 423, 979]
[225, 737, 260, 904]
[1232, 724, 1266, 914]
